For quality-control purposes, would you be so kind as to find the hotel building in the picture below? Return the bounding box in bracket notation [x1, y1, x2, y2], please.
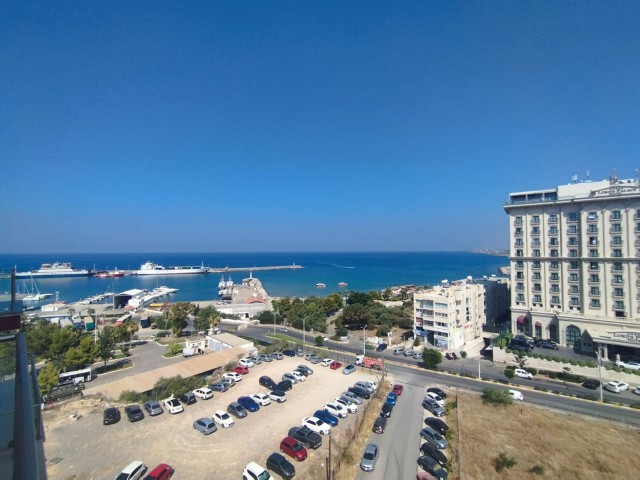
[413, 279, 486, 350]
[504, 175, 640, 359]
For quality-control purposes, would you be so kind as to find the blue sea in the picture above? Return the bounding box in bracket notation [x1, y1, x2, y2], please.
[0, 252, 508, 308]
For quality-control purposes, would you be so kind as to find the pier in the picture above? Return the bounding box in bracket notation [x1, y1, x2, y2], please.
[207, 264, 303, 273]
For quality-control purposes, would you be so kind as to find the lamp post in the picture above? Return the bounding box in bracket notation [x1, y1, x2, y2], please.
[596, 343, 604, 403]
[302, 316, 308, 354]
[273, 308, 278, 335]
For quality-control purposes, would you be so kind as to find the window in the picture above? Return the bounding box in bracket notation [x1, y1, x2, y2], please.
[613, 262, 623, 271]
[516, 250, 523, 257]
[533, 295, 542, 303]
[588, 225, 598, 233]
[613, 249, 622, 258]
[533, 249, 540, 257]
[515, 216, 523, 225]
[570, 285, 579, 293]
[515, 239, 523, 247]
[516, 261, 524, 268]
[533, 261, 541, 268]
[611, 210, 621, 220]
[516, 283, 524, 291]
[549, 226, 558, 234]
[568, 237, 578, 246]
[551, 285, 560, 293]
[615, 301, 625, 310]
[551, 261, 559, 269]
[568, 213, 578, 222]
[515, 227, 523, 235]
[568, 225, 578, 234]
[532, 238, 540, 246]
[532, 227, 540, 235]
[590, 274, 599, 283]
[569, 249, 578, 257]
[532, 215, 540, 224]
[587, 211, 597, 221]
[590, 287, 600, 295]
[589, 262, 599, 270]
[589, 249, 599, 258]
[550, 273, 559, 281]
[611, 223, 622, 232]
[591, 299, 601, 308]
[550, 249, 559, 257]
[613, 275, 623, 284]
[569, 273, 579, 281]
[570, 298, 580, 306]
[614, 288, 624, 297]
[589, 237, 598, 246]
[532, 273, 541, 280]
[550, 237, 558, 245]
[551, 296, 560, 304]
[549, 214, 558, 223]
[516, 294, 524, 302]
[569, 261, 578, 269]
[533, 283, 541, 292]
[612, 236, 622, 245]
[516, 272, 524, 279]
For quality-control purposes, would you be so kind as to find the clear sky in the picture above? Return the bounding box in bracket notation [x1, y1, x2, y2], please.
[1, 1, 639, 253]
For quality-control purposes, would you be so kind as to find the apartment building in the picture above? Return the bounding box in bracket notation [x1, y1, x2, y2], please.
[477, 276, 511, 328]
[413, 279, 485, 350]
[504, 175, 640, 359]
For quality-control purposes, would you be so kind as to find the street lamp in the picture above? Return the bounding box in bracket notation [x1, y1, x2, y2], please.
[596, 344, 604, 403]
[302, 316, 308, 354]
[273, 308, 278, 335]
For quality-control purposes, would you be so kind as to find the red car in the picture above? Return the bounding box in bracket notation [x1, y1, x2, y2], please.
[232, 366, 249, 375]
[279, 436, 308, 461]
[329, 361, 342, 370]
[145, 463, 174, 480]
[392, 384, 404, 395]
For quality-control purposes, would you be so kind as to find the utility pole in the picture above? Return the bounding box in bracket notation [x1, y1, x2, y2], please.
[597, 344, 604, 403]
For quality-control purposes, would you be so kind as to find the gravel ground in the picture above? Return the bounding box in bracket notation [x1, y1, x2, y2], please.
[44, 357, 383, 479]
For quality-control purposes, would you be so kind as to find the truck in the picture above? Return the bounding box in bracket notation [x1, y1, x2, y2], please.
[140, 318, 151, 328]
[355, 354, 383, 370]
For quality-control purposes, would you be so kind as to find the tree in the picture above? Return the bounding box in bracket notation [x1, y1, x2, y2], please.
[194, 306, 220, 332]
[341, 304, 372, 329]
[315, 335, 324, 346]
[48, 326, 82, 363]
[322, 294, 343, 315]
[97, 328, 116, 368]
[64, 336, 99, 370]
[38, 363, 60, 395]
[422, 348, 443, 370]
[346, 292, 373, 306]
[481, 387, 513, 406]
[168, 302, 196, 336]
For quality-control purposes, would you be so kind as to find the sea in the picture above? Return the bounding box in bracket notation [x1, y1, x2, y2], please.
[0, 252, 508, 309]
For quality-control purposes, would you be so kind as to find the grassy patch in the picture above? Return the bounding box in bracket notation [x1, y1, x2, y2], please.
[265, 332, 300, 344]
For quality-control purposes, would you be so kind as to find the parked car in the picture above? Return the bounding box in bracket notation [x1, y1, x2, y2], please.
[616, 360, 640, 371]
[508, 342, 532, 353]
[280, 436, 308, 461]
[342, 364, 355, 375]
[193, 417, 217, 435]
[420, 426, 448, 449]
[143, 401, 164, 417]
[348, 386, 371, 400]
[269, 390, 287, 403]
[605, 380, 630, 393]
[393, 348, 404, 355]
[164, 397, 184, 414]
[324, 401, 348, 418]
[283, 349, 296, 357]
[282, 373, 298, 384]
[426, 387, 447, 399]
[144, 463, 174, 480]
[239, 358, 255, 368]
[424, 417, 448, 435]
[271, 352, 283, 360]
[259, 354, 273, 363]
[426, 392, 445, 407]
[535, 340, 559, 350]
[582, 379, 601, 390]
[417, 455, 448, 480]
[375, 343, 387, 352]
[420, 442, 448, 467]
[508, 389, 524, 401]
[514, 368, 533, 380]
[42, 383, 85, 402]
[380, 403, 393, 418]
[259, 376, 277, 390]
[125, 405, 145, 422]
[265, 452, 295, 479]
[297, 365, 313, 375]
[223, 371, 242, 382]
[314, 409, 339, 426]
[227, 401, 249, 419]
[116, 460, 147, 480]
[290, 371, 306, 382]
[103, 407, 121, 425]
[213, 410, 235, 428]
[232, 365, 250, 375]
[360, 443, 379, 472]
[385, 392, 398, 406]
[296, 349, 304, 357]
[306, 354, 321, 364]
[242, 462, 273, 480]
[334, 397, 357, 413]
[392, 384, 404, 395]
[321, 358, 333, 367]
[341, 391, 364, 405]
[355, 381, 376, 393]
[301, 417, 331, 435]
[238, 396, 260, 412]
[275, 380, 293, 392]
[633, 386, 640, 396]
[193, 387, 213, 400]
[209, 382, 230, 393]
[372, 416, 387, 433]
[422, 397, 445, 417]
[327, 361, 341, 370]
[287, 426, 322, 449]
[251, 393, 272, 406]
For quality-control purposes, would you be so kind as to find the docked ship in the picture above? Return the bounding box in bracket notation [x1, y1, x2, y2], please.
[16, 262, 90, 278]
[134, 261, 208, 276]
[95, 268, 125, 278]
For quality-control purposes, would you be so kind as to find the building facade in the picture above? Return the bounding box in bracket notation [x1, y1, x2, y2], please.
[413, 279, 485, 350]
[478, 276, 511, 328]
[504, 175, 640, 359]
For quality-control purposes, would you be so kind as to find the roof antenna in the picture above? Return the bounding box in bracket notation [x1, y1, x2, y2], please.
[586, 170, 590, 181]
[571, 174, 578, 184]
[609, 169, 618, 184]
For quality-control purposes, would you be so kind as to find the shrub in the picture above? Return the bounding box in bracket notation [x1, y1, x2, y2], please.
[577, 361, 586, 367]
[166, 342, 183, 357]
[493, 452, 517, 472]
[413, 337, 420, 347]
[152, 375, 202, 399]
[505, 348, 512, 354]
[504, 368, 515, 379]
[561, 358, 569, 364]
[527, 367, 538, 376]
[505, 365, 515, 370]
[544, 355, 552, 361]
[315, 336, 324, 346]
[633, 370, 640, 376]
[586, 361, 597, 368]
[530, 465, 545, 475]
[531, 353, 539, 359]
[119, 389, 146, 403]
[481, 387, 513, 406]
[569, 360, 578, 366]
[460, 351, 467, 359]
[422, 348, 443, 370]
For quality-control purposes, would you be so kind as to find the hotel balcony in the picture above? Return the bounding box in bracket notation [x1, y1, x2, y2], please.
[587, 215, 598, 223]
[611, 241, 623, 248]
[612, 291, 625, 299]
[609, 227, 623, 234]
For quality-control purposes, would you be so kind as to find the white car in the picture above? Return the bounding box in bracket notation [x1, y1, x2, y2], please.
[321, 358, 333, 367]
[213, 410, 235, 428]
[514, 368, 533, 379]
[193, 387, 213, 400]
[301, 416, 331, 435]
[268, 390, 287, 403]
[282, 373, 298, 384]
[334, 397, 357, 413]
[251, 393, 272, 406]
[425, 392, 445, 407]
[291, 371, 306, 382]
[239, 358, 255, 368]
[616, 360, 640, 371]
[508, 389, 524, 401]
[632, 386, 640, 396]
[324, 401, 348, 418]
[243, 462, 272, 480]
[223, 372, 242, 382]
[605, 380, 629, 393]
[164, 397, 184, 415]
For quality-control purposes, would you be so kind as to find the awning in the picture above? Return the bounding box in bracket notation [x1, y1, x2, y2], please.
[516, 315, 526, 324]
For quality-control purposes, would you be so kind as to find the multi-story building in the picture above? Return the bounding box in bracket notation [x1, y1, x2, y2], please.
[413, 279, 485, 350]
[504, 175, 640, 359]
[477, 276, 511, 328]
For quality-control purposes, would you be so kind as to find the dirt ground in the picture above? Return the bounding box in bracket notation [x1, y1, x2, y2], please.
[43, 357, 383, 480]
[451, 392, 640, 480]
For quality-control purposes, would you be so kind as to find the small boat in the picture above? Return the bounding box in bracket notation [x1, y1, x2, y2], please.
[316, 283, 326, 288]
[22, 277, 53, 302]
[338, 282, 348, 288]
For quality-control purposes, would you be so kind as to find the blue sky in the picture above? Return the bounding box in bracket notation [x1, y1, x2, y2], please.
[1, 1, 639, 253]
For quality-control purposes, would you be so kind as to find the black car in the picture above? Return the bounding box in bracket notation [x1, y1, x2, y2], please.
[275, 380, 293, 392]
[380, 403, 393, 418]
[283, 349, 296, 357]
[227, 401, 248, 419]
[288, 426, 322, 450]
[348, 386, 371, 400]
[103, 407, 121, 425]
[536, 340, 559, 350]
[582, 378, 601, 390]
[426, 387, 448, 399]
[417, 455, 448, 479]
[372, 416, 387, 433]
[424, 417, 448, 435]
[179, 392, 197, 405]
[297, 365, 313, 375]
[209, 382, 230, 393]
[266, 452, 295, 479]
[420, 442, 448, 468]
[124, 404, 144, 422]
[508, 342, 532, 353]
[259, 376, 277, 390]
[375, 343, 388, 352]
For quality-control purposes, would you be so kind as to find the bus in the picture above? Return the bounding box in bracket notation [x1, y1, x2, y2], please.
[58, 367, 94, 385]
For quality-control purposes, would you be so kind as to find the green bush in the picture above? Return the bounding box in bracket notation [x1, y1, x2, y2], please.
[544, 355, 552, 361]
[119, 390, 146, 403]
[561, 358, 569, 364]
[493, 452, 517, 472]
[505, 348, 512, 354]
[586, 361, 597, 368]
[460, 351, 467, 359]
[633, 370, 640, 376]
[569, 360, 578, 366]
[315, 335, 324, 346]
[152, 375, 203, 399]
[530, 465, 545, 475]
[504, 368, 515, 379]
[577, 361, 586, 367]
[527, 367, 538, 376]
[531, 353, 539, 359]
[481, 388, 513, 406]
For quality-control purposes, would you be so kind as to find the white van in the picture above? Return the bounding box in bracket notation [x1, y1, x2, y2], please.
[116, 461, 147, 480]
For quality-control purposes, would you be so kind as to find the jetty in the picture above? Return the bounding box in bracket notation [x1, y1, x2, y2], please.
[208, 264, 303, 273]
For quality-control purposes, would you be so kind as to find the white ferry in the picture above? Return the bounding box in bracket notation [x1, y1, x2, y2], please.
[16, 262, 90, 278]
[134, 261, 208, 276]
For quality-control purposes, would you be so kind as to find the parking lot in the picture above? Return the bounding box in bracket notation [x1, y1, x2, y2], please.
[44, 356, 382, 479]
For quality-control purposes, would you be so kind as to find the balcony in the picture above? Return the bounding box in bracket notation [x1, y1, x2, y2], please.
[587, 278, 600, 286]
[588, 240, 599, 247]
[587, 215, 598, 223]
[514, 231, 523, 238]
[612, 291, 625, 299]
[568, 276, 580, 283]
[589, 290, 601, 297]
[611, 240, 623, 248]
[609, 227, 623, 234]
[514, 219, 523, 226]
[514, 263, 524, 270]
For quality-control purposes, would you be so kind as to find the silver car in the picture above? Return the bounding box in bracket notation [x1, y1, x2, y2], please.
[271, 352, 283, 360]
[422, 397, 446, 417]
[341, 392, 364, 405]
[360, 443, 379, 472]
[193, 417, 217, 435]
[143, 400, 163, 416]
[420, 426, 448, 449]
[282, 373, 298, 384]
